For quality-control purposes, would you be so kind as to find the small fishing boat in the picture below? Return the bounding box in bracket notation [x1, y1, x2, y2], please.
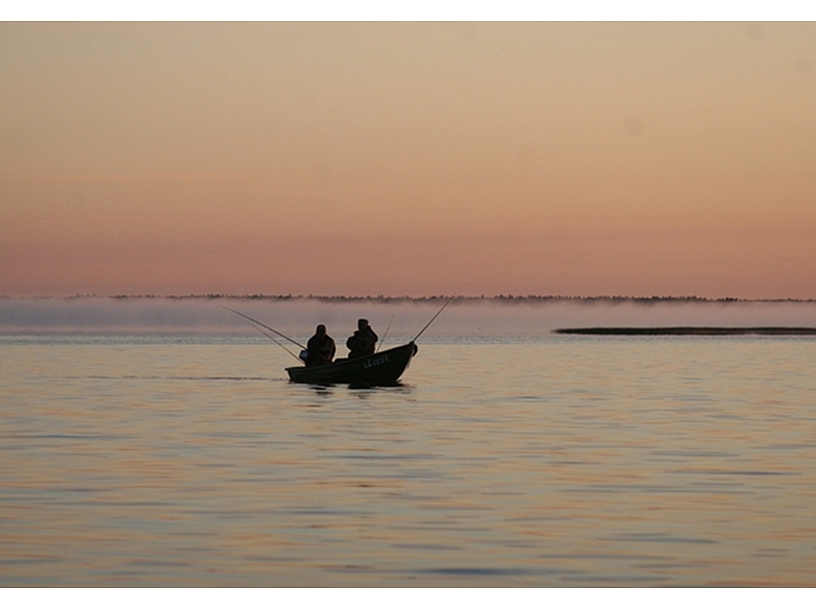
[286, 342, 418, 386]
[221, 299, 448, 387]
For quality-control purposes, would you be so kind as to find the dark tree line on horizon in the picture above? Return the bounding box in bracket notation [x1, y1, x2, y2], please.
[5, 294, 815, 304]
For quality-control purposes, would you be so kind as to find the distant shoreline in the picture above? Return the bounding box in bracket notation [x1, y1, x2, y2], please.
[555, 327, 816, 335]
[2, 294, 816, 304]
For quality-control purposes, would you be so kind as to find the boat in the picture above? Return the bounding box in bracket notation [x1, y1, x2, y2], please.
[286, 342, 418, 386]
[221, 300, 447, 387]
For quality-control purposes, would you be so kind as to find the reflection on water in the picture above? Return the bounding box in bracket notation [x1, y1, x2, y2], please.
[1, 336, 815, 585]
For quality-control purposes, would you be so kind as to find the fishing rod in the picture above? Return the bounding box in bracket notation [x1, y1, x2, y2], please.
[411, 299, 451, 343]
[219, 305, 307, 350]
[376, 315, 394, 353]
[241, 319, 303, 363]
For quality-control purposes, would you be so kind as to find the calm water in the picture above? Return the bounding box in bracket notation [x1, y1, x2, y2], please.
[1, 335, 815, 586]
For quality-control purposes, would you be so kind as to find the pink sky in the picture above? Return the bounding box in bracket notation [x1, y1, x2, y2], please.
[2, 22, 815, 298]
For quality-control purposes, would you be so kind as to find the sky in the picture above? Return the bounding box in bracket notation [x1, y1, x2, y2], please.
[2, 21, 815, 298]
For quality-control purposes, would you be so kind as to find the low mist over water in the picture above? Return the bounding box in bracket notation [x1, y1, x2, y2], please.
[2, 296, 815, 338]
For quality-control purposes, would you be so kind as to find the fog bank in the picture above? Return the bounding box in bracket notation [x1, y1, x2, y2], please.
[2, 297, 815, 339]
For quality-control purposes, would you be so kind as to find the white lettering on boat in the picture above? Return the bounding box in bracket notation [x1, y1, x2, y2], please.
[363, 354, 389, 369]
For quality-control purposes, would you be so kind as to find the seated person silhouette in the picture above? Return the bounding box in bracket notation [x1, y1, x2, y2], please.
[346, 318, 378, 359]
[304, 324, 336, 367]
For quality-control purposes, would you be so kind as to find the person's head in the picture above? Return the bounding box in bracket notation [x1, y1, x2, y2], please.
[357, 318, 369, 330]
[316, 324, 326, 336]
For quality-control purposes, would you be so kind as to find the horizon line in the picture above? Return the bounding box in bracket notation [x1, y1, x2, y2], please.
[2, 293, 816, 304]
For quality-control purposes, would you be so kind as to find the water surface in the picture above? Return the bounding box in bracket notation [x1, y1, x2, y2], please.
[1, 335, 815, 585]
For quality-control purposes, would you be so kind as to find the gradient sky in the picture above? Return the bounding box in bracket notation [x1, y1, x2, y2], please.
[2, 22, 815, 298]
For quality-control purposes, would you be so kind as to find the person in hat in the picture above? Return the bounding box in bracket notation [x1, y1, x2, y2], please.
[346, 318, 378, 359]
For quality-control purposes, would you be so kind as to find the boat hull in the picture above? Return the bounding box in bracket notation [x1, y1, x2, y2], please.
[286, 342, 418, 386]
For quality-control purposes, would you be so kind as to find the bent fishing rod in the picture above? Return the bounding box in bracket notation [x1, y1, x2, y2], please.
[219, 305, 307, 351]
[241, 318, 303, 363]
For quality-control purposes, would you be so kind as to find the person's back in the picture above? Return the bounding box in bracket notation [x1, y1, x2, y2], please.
[346, 318, 378, 359]
[305, 324, 336, 367]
